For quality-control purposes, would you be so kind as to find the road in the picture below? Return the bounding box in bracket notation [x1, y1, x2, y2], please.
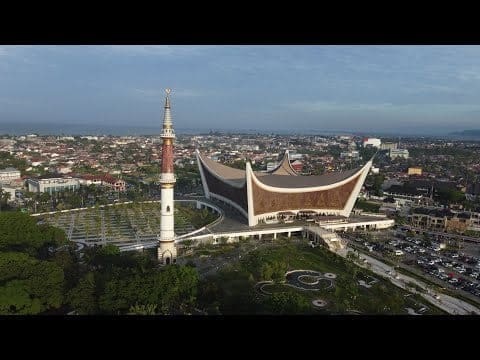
[343, 247, 480, 315]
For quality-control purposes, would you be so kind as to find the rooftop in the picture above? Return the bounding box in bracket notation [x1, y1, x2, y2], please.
[0, 167, 19, 173]
[198, 151, 364, 189]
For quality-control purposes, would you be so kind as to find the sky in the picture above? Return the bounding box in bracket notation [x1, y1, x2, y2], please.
[1, 45, 480, 135]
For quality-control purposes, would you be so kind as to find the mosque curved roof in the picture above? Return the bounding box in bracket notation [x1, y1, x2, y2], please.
[197, 151, 364, 189]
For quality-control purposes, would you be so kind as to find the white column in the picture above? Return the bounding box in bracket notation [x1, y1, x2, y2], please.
[246, 162, 257, 226]
[160, 187, 174, 241]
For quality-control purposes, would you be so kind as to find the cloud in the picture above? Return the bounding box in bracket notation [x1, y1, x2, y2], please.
[104, 45, 216, 58]
[174, 89, 204, 97]
[457, 69, 480, 82]
[287, 101, 395, 112]
[287, 100, 480, 115]
[402, 83, 464, 95]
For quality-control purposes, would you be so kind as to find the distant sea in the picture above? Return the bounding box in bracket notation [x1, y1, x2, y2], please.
[0, 123, 202, 136]
[1, 122, 479, 140]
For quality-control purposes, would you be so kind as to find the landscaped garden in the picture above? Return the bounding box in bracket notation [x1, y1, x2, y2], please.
[196, 239, 446, 315]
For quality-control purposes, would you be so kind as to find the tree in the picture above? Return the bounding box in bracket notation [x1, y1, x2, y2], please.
[99, 244, 120, 256]
[372, 174, 385, 196]
[394, 214, 406, 225]
[312, 164, 325, 175]
[68, 272, 98, 315]
[0, 252, 64, 314]
[220, 237, 228, 245]
[229, 160, 247, 170]
[262, 292, 310, 314]
[197, 280, 223, 308]
[436, 188, 465, 205]
[422, 233, 432, 247]
[25, 260, 65, 309]
[52, 249, 80, 289]
[96, 264, 199, 315]
[271, 261, 287, 283]
[155, 265, 199, 314]
[0, 280, 42, 315]
[261, 264, 273, 281]
[127, 303, 157, 315]
[0, 189, 11, 212]
[0, 212, 67, 253]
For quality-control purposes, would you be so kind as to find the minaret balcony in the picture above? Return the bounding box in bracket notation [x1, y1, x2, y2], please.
[160, 173, 176, 183]
[161, 128, 176, 138]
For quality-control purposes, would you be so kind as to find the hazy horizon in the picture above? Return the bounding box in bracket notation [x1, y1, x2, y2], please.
[2, 45, 480, 135]
[1, 121, 478, 139]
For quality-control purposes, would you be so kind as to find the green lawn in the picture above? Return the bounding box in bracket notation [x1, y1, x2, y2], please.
[198, 241, 446, 315]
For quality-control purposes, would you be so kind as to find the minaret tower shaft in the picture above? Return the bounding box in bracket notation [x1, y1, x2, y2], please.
[158, 88, 177, 265]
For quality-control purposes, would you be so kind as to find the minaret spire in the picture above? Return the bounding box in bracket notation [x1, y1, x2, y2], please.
[158, 88, 177, 265]
[163, 88, 172, 127]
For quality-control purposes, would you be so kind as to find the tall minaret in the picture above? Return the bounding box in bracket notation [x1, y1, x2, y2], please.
[158, 88, 177, 265]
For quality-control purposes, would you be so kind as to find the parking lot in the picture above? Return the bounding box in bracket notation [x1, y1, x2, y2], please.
[343, 227, 480, 301]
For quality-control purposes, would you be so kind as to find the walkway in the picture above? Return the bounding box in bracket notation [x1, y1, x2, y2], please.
[285, 270, 335, 291]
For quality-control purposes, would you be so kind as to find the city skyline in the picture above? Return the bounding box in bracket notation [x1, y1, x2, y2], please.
[2, 45, 480, 135]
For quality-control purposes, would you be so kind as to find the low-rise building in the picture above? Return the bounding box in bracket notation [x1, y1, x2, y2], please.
[0, 167, 21, 183]
[340, 151, 360, 159]
[389, 149, 409, 159]
[408, 167, 422, 176]
[27, 177, 80, 193]
[408, 207, 480, 233]
[290, 160, 303, 173]
[266, 162, 278, 172]
[78, 174, 126, 192]
[363, 137, 382, 148]
[380, 142, 397, 151]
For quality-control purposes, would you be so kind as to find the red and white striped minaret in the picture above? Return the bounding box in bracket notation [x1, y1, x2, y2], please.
[158, 88, 177, 265]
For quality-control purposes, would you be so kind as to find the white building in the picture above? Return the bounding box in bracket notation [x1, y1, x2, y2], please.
[289, 153, 303, 160]
[266, 162, 278, 171]
[0, 168, 21, 183]
[380, 142, 397, 151]
[363, 137, 382, 148]
[389, 149, 409, 159]
[27, 177, 80, 193]
[340, 151, 360, 159]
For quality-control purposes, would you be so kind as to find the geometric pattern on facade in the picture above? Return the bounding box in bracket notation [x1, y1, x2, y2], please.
[251, 173, 361, 215]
